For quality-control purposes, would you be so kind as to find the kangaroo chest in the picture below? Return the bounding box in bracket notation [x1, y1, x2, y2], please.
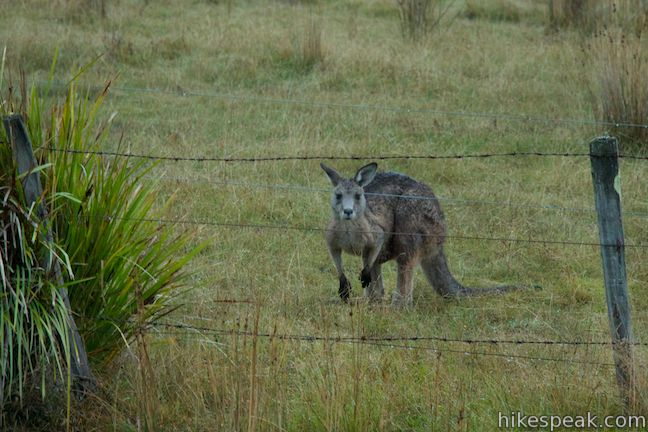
[329, 218, 383, 256]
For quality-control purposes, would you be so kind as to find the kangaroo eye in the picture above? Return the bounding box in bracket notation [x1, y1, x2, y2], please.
[354, 193, 361, 200]
[335, 193, 342, 200]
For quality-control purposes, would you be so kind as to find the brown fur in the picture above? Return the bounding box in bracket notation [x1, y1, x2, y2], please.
[321, 162, 521, 306]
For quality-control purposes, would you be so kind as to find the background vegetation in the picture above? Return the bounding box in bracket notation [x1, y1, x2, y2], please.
[1, 0, 648, 430]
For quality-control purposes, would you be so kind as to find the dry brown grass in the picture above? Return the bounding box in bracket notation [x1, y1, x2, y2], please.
[549, 0, 648, 33]
[548, 0, 591, 30]
[554, 2, 648, 151]
[397, 0, 435, 41]
[300, 16, 325, 71]
[53, 0, 107, 22]
[583, 5, 648, 150]
[464, 0, 521, 23]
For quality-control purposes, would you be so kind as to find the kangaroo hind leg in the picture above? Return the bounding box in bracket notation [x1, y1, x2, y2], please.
[392, 259, 417, 308]
[364, 264, 384, 303]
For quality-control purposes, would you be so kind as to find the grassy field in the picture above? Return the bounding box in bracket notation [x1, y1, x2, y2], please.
[2, 0, 648, 430]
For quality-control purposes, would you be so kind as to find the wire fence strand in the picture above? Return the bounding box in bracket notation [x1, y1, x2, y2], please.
[41, 146, 648, 162]
[145, 322, 618, 367]
[10, 145, 647, 218]
[150, 321, 647, 347]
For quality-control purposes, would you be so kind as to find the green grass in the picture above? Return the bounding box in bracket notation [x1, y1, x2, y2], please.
[2, 0, 648, 430]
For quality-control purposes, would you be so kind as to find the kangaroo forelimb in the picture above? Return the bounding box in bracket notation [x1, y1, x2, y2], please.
[359, 268, 371, 288]
[339, 274, 352, 302]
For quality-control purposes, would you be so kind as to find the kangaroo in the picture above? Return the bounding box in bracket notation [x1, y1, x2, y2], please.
[321, 162, 521, 307]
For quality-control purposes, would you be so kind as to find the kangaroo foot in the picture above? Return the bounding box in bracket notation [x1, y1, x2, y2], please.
[339, 275, 352, 302]
[359, 268, 372, 288]
[391, 291, 413, 308]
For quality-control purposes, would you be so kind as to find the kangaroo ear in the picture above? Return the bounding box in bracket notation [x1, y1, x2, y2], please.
[354, 162, 378, 187]
[321, 162, 343, 186]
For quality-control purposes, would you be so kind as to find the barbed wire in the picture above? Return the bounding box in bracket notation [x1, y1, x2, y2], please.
[33, 144, 648, 220]
[42, 80, 648, 130]
[155, 329, 618, 367]
[91, 309, 648, 351]
[152, 321, 647, 347]
[43, 147, 598, 162]
[41, 146, 648, 162]
[102, 215, 648, 249]
[146, 322, 618, 367]
[6, 144, 646, 218]
[40, 145, 648, 217]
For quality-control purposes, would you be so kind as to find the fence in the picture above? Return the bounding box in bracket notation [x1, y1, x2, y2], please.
[45, 135, 644, 407]
[3, 83, 648, 420]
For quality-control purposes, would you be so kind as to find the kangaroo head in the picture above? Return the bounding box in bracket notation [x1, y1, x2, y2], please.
[320, 162, 378, 221]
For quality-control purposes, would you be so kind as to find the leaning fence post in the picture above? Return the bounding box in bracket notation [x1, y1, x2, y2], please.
[3, 114, 96, 394]
[589, 136, 636, 410]
[135, 283, 156, 431]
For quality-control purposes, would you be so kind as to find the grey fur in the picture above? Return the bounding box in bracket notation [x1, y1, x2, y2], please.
[321, 162, 521, 307]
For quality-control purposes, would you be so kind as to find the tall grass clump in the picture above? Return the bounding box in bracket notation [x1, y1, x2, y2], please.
[549, 0, 648, 33]
[274, 15, 325, 75]
[36, 81, 203, 364]
[548, 0, 591, 30]
[58, 0, 107, 22]
[269, 16, 326, 78]
[464, 0, 521, 23]
[300, 16, 324, 71]
[583, 7, 648, 150]
[397, 0, 435, 41]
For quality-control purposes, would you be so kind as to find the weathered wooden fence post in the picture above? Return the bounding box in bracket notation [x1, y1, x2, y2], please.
[135, 283, 156, 432]
[589, 136, 636, 410]
[2, 114, 96, 394]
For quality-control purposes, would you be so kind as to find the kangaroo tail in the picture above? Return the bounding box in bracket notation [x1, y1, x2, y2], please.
[420, 250, 529, 298]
